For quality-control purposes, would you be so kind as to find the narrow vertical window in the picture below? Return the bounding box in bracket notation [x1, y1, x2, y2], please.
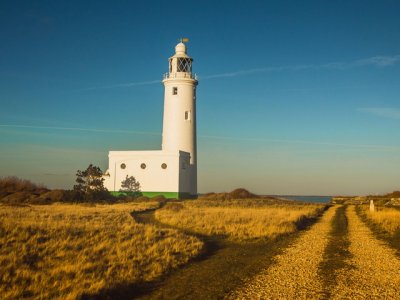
[185, 111, 191, 121]
[173, 87, 178, 95]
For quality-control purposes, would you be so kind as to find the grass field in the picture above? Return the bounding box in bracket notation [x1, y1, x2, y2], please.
[360, 205, 400, 235]
[155, 200, 325, 241]
[0, 202, 203, 300]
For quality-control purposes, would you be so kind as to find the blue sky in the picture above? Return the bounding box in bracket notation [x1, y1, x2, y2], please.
[1, 0, 399, 195]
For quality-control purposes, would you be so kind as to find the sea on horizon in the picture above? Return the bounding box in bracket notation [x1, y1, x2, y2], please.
[273, 195, 332, 203]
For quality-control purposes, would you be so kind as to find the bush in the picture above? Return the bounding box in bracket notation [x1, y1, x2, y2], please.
[39, 190, 66, 202]
[0, 175, 120, 205]
[0, 176, 47, 194]
[386, 191, 400, 198]
[60, 189, 116, 203]
[1, 192, 33, 204]
[230, 188, 258, 199]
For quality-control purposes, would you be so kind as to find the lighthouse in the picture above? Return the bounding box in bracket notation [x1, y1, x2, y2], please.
[162, 41, 198, 195]
[103, 40, 198, 198]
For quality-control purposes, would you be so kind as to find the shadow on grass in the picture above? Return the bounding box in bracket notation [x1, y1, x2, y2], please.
[295, 205, 331, 231]
[356, 205, 400, 258]
[82, 205, 329, 300]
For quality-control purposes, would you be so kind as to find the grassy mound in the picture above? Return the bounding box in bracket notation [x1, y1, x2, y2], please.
[201, 188, 260, 200]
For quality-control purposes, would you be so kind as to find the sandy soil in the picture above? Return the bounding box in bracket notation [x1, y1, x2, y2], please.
[228, 205, 400, 299]
[331, 205, 400, 299]
[226, 206, 338, 299]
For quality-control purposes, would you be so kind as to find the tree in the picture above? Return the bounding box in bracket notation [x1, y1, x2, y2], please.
[120, 175, 141, 194]
[74, 164, 107, 200]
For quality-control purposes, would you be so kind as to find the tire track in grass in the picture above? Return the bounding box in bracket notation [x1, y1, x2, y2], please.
[331, 205, 400, 299]
[318, 205, 353, 298]
[226, 205, 338, 300]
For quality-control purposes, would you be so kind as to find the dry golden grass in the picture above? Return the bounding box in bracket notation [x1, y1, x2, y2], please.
[155, 201, 325, 241]
[0, 202, 203, 300]
[361, 206, 400, 234]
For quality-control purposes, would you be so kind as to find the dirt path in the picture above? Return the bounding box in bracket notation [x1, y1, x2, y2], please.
[131, 209, 302, 300]
[226, 205, 338, 299]
[318, 205, 352, 298]
[227, 205, 400, 299]
[331, 205, 400, 299]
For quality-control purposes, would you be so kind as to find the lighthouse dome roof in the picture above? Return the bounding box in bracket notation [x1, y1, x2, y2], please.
[175, 42, 186, 54]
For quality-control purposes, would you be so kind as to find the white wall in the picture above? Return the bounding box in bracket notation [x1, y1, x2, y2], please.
[104, 150, 191, 193]
[162, 80, 197, 165]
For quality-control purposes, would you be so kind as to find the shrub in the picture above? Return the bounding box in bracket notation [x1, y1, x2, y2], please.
[0, 176, 47, 194]
[230, 188, 258, 199]
[38, 189, 66, 202]
[1, 192, 33, 204]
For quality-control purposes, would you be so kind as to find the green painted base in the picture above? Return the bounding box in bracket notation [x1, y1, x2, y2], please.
[111, 191, 141, 197]
[111, 191, 192, 199]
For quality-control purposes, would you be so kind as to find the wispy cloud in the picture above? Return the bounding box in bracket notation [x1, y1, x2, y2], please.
[200, 65, 313, 79]
[80, 54, 400, 89]
[2, 124, 399, 152]
[80, 79, 160, 91]
[354, 55, 400, 67]
[0, 124, 160, 136]
[200, 54, 400, 80]
[321, 55, 400, 70]
[199, 134, 400, 151]
[358, 107, 400, 119]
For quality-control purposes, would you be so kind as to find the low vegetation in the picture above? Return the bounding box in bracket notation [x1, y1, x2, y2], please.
[156, 199, 326, 241]
[200, 188, 260, 200]
[332, 191, 400, 206]
[0, 175, 147, 205]
[0, 203, 203, 300]
[359, 205, 400, 235]
[0, 176, 50, 203]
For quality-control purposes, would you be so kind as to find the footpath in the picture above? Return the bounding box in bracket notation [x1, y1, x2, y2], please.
[228, 205, 400, 299]
[332, 205, 400, 299]
[227, 206, 338, 299]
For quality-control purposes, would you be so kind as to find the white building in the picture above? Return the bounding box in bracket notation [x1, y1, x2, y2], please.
[103, 41, 198, 199]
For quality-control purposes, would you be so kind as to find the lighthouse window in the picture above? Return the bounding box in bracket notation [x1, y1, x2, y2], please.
[172, 87, 178, 95]
[120, 163, 126, 169]
[185, 111, 191, 121]
[177, 58, 191, 72]
[140, 163, 146, 169]
[161, 163, 167, 169]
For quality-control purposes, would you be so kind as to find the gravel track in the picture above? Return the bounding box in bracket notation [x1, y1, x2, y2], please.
[331, 205, 400, 299]
[226, 205, 338, 299]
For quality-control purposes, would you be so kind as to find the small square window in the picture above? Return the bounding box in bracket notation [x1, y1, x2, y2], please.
[172, 87, 178, 95]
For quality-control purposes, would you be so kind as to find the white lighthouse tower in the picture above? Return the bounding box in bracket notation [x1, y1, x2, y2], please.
[162, 41, 198, 195]
[103, 40, 198, 198]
